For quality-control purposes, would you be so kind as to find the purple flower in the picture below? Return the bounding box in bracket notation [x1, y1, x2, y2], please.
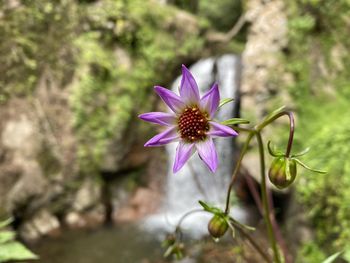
[139, 65, 238, 173]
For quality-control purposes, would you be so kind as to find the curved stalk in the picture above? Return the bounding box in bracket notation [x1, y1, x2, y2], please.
[175, 209, 207, 240]
[256, 111, 295, 157]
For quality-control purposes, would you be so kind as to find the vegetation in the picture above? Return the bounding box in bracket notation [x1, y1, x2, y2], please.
[1, 0, 350, 262]
[282, 0, 350, 259]
[0, 219, 37, 262]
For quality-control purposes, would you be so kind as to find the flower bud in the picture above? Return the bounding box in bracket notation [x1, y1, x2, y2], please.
[163, 233, 176, 247]
[208, 214, 228, 238]
[268, 157, 297, 189]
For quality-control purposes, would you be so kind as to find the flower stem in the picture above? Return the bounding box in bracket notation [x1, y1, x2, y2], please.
[230, 219, 271, 263]
[175, 209, 207, 240]
[224, 129, 255, 214]
[256, 110, 295, 157]
[256, 131, 281, 263]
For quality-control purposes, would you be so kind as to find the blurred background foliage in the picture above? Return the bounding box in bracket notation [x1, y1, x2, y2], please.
[283, 0, 350, 260]
[1, 0, 350, 261]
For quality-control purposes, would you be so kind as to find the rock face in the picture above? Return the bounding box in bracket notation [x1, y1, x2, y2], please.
[241, 0, 288, 118]
[0, 70, 163, 240]
[240, 0, 290, 184]
[0, 0, 220, 242]
[0, 75, 79, 240]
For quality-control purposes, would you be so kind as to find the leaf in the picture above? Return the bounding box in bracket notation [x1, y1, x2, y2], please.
[198, 200, 211, 211]
[221, 118, 250, 125]
[321, 251, 343, 263]
[0, 219, 12, 229]
[0, 242, 38, 262]
[198, 201, 222, 214]
[343, 248, 350, 262]
[0, 231, 15, 244]
[219, 98, 234, 108]
[263, 106, 286, 121]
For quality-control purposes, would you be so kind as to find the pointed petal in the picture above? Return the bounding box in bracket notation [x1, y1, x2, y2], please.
[139, 112, 176, 126]
[196, 139, 218, 173]
[173, 142, 195, 173]
[208, 121, 238, 137]
[154, 86, 185, 113]
[200, 83, 220, 117]
[144, 127, 179, 147]
[180, 65, 200, 104]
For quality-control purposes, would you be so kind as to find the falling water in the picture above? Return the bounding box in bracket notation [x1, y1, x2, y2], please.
[143, 54, 248, 238]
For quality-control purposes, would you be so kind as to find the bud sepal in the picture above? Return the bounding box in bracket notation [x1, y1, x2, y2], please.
[267, 141, 326, 189]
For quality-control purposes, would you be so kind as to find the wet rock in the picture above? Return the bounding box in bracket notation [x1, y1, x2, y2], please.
[64, 205, 105, 229]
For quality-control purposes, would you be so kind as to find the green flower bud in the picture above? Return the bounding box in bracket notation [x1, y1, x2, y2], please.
[268, 157, 297, 189]
[208, 214, 228, 238]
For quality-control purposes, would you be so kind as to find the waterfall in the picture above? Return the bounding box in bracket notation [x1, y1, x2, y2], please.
[143, 54, 247, 238]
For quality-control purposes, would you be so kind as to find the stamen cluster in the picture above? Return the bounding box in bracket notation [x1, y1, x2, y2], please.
[178, 107, 209, 142]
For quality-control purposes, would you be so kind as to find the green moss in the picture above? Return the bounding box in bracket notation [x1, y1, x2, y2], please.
[0, 1, 77, 99]
[69, 1, 205, 173]
[273, 0, 350, 258]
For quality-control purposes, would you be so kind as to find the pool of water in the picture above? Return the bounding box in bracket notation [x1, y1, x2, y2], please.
[30, 224, 164, 263]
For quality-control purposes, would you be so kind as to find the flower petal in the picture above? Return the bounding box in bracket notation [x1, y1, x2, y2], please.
[138, 112, 176, 126]
[179, 65, 200, 104]
[208, 121, 238, 137]
[154, 86, 185, 113]
[200, 83, 220, 118]
[195, 138, 218, 173]
[173, 142, 195, 173]
[144, 127, 179, 147]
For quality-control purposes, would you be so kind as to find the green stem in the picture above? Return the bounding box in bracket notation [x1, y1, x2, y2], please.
[256, 110, 295, 157]
[224, 129, 255, 214]
[229, 219, 271, 263]
[256, 131, 281, 263]
[175, 209, 207, 240]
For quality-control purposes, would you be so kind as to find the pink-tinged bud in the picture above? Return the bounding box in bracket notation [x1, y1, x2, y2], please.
[268, 157, 297, 189]
[208, 215, 228, 238]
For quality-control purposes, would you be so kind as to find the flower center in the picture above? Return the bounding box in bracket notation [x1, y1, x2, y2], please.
[178, 106, 209, 142]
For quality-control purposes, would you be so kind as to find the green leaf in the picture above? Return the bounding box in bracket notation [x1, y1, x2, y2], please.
[321, 251, 343, 263]
[0, 231, 15, 244]
[219, 98, 234, 108]
[221, 118, 249, 126]
[198, 200, 211, 211]
[0, 242, 38, 262]
[0, 219, 12, 229]
[264, 106, 286, 120]
[343, 248, 350, 261]
[198, 201, 222, 214]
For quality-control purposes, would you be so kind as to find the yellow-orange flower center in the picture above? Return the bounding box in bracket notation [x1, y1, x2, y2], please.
[178, 106, 209, 142]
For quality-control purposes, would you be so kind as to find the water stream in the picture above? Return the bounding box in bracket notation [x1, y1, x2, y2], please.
[30, 225, 163, 263]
